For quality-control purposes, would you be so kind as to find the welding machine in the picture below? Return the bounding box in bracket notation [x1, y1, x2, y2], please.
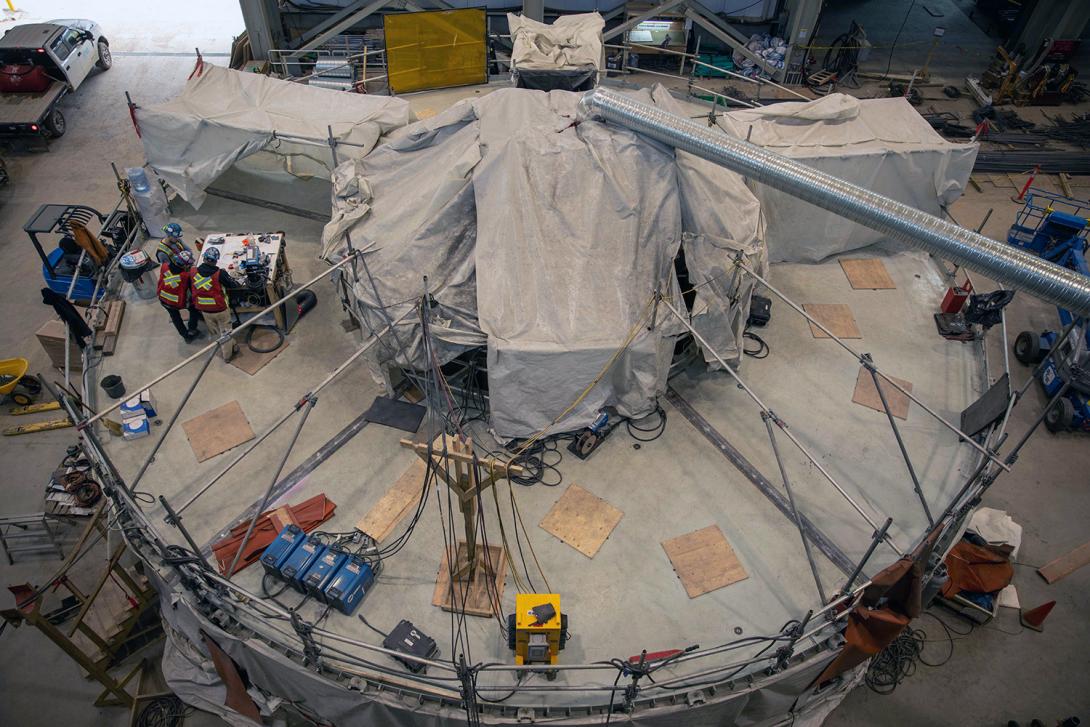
[507, 594, 567, 673]
[280, 538, 325, 592]
[302, 547, 349, 600]
[323, 555, 376, 615]
[260, 524, 305, 576]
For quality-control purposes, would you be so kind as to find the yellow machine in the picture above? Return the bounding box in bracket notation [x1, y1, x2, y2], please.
[508, 593, 567, 670]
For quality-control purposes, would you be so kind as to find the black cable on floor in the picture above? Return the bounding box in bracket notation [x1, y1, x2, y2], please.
[626, 405, 667, 442]
[879, 0, 919, 80]
[743, 330, 769, 359]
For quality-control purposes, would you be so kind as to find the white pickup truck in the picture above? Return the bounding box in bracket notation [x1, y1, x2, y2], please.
[0, 19, 111, 140]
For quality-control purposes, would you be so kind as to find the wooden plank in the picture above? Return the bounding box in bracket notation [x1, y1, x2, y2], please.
[851, 366, 913, 420]
[181, 401, 256, 462]
[803, 303, 862, 339]
[539, 484, 623, 558]
[661, 525, 747, 598]
[229, 333, 290, 376]
[400, 438, 526, 476]
[1038, 541, 1090, 584]
[839, 259, 897, 289]
[432, 542, 506, 618]
[268, 506, 300, 533]
[103, 301, 125, 337]
[355, 459, 426, 541]
[3, 417, 73, 436]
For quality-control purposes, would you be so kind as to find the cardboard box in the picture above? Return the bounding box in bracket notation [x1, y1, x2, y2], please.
[138, 389, 157, 418]
[120, 397, 145, 421]
[36, 319, 83, 372]
[120, 390, 157, 420]
[122, 415, 150, 440]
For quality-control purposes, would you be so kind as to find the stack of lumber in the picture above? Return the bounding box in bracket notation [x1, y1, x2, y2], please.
[85, 300, 125, 355]
[211, 494, 337, 575]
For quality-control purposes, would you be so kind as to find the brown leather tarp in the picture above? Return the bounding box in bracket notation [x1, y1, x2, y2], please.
[211, 493, 336, 575]
[202, 631, 262, 722]
[941, 539, 1013, 597]
[813, 526, 941, 686]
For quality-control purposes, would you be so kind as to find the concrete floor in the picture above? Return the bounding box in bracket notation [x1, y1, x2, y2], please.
[0, 2, 1088, 726]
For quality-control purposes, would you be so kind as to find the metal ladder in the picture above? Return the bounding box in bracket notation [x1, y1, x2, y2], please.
[0, 513, 66, 564]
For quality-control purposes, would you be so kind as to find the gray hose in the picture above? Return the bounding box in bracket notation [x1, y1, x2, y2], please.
[578, 88, 1090, 317]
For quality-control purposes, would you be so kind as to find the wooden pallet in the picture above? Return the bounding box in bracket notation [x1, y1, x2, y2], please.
[432, 542, 506, 618]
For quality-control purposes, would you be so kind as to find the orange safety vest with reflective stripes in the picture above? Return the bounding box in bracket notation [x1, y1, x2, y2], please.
[190, 270, 228, 312]
[156, 263, 189, 309]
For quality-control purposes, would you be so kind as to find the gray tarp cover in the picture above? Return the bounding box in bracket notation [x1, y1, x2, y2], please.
[716, 94, 977, 262]
[323, 85, 766, 438]
[135, 64, 413, 208]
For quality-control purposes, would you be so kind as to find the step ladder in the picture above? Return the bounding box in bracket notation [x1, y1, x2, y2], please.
[0, 513, 66, 564]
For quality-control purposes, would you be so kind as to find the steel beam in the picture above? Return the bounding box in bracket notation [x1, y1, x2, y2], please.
[602, 0, 685, 42]
[685, 3, 780, 79]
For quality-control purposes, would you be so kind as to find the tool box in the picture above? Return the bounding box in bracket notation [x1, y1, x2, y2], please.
[382, 619, 438, 673]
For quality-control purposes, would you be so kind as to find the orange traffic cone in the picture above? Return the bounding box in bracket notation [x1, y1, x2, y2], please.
[1019, 600, 1056, 632]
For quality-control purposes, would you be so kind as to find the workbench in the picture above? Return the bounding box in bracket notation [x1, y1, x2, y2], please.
[201, 232, 292, 329]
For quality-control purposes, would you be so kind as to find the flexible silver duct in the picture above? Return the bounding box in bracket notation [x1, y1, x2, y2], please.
[578, 88, 1090, 317]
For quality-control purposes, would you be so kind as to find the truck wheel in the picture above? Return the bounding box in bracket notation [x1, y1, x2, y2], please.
[1044, 398, 1075, 432]
[1014, 331, 1042, 365]
[45, 108, 66, 138]
[96, 41, 112, 70]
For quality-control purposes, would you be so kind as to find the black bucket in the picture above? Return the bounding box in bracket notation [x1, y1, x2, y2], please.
[100, 375, 126, 399]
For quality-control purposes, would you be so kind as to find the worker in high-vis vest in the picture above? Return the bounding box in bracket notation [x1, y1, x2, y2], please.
[156, 222, 191, 264]
[189, 246, 243, 361]
[157, 250, 201, 341]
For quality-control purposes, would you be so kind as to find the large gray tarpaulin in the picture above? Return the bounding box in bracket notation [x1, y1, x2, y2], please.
[135, 64, 414, 208]
[323, 85, 765, 438]
[715, 93, 977, 263]
[154, 570, 853, 727]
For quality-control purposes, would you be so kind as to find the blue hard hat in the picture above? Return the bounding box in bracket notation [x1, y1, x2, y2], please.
[201, 246, 220, 263]
[163, 222, 183, 238]
[172, 250, 194, 267]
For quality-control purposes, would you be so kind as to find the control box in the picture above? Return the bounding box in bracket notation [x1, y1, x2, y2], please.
[303, 547, 348, 600]
[260, 524, 305, 576]
[280, 539, 325, 592]
[323, 555, 376, 615]
[382, 619, 438, 673]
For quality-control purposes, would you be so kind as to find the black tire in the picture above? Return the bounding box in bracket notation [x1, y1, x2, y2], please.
[11, 392, 33, 407]
[507, 613, 516, 651]
[1044, 398, 1075, 433]
[44, 108, 65, 138]
[17, 375, 41, 395]
[96, 41, 112, 70]
[1014, 331, 1042, 365]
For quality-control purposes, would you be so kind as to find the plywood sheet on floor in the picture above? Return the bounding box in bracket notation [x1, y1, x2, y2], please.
[1038, 541, 1090, 584]
[181, 401, 255, 462]
[228, 331, 289, 376]
[356, 459, 426, 542]
[803, 303, 862, 339]
[852, 367, 913, 420]
[539, 484, 623, 558]
[661, 525, 747, 598]
[433, 542, 506, 617]
[840, 258, 896, 289]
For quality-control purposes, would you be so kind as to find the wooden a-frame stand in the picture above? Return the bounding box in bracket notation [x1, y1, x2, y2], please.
[399, 435, 524, 617]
